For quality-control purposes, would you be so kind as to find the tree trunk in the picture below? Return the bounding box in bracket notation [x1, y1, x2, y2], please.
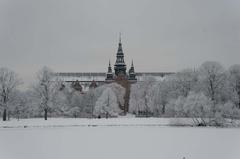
[8, 110, 10, 121]
[44, 109, 48, 120]
[238, 92, 240, 109]
[162, 104, 165, 114]
[3, 109, 7, 121]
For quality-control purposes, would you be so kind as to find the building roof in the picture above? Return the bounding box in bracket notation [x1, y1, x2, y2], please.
[55, 72, 174, 82]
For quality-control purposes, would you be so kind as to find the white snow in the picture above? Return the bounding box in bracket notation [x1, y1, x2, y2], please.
[59, 75, 106, 82]
[0, 118, 240, 159]
[0, 118, 177, 128]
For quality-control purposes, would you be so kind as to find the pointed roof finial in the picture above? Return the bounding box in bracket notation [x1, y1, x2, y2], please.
[131, 60, 134, 67]
[107, 59, 113, 74]
[119, 32, 122, 44]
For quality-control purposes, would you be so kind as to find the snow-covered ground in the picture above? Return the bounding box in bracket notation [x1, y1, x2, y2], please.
[0, 117, 194, 128]
[0, 118, 240, 159]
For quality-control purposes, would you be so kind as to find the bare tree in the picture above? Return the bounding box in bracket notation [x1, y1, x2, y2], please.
[0, 68, 21, 121]
[34, 66, 60, 120]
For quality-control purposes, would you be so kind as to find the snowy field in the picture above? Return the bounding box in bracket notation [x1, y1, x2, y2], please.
[0, 118, 240, 159]
[0, 117, 193, 128]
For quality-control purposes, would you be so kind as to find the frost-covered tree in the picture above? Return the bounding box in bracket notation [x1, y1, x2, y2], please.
[67, 91, 84, 117]
[34, 66, 60, 120]
[173, 69, 199, 97]
[182, 92, 213, 125]
[166, 96, 186, 117]
[0, 68, 21, 121]
[199, 61, 226, 104]
[228, 65, 240, 108]
[22, 89, 43, 118]
[130, 77, 180, 116]
[218, 101, 240, 120]
[140, 79, 156, 116]
[9, 90, 29, 120]
[152, 81, 171, 115]
[80, 89, 96, 118]
[142, 78, 156, 115]
[129, 79, 156, 116]
[167, 92, 213, 125]
[94, 87, 122, 117]
[108, 83, 125, 108]
[92, 83, 125, 117]
[51, 83, 82, 117]
[129, 83, 143, 114]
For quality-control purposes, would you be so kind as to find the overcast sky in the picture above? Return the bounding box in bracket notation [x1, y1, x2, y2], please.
[0, 0, 240, 85]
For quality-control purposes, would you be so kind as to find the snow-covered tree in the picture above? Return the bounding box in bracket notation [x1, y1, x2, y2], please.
[0, 67, 21, 121]
[228, 64, 240, 108]
[173, 69, 199, 97]
[9, 90, 29, 120]
[151, 81, 171, 116]
[80, 89, 96, 118]
[167, 92, 213, 125]
[182, 92, 213, 125]
[199, 61, 226, 104]
[129, 77, 157, 116]
[129, 79, 156, 116]
[218, 101, 240, 120]
[166, 96, 186, 117]
[108, 83, 125, 108]
[130, 76, 181, 116]
[94, 87, 122, 117]
[129, 83, 143, 114]
[67, 91, 84, 117]
[22, 89, 43, 118]
[33, 66, 61, 120]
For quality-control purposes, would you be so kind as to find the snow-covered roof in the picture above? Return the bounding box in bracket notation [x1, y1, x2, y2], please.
[55, 72, 174, 82]
[56, 73, 106, 82]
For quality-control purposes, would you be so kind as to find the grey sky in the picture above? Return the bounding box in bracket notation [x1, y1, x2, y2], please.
[0, 0, 240, 85]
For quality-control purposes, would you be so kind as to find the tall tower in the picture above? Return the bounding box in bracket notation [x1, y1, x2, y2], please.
[114, 34, 127, 77]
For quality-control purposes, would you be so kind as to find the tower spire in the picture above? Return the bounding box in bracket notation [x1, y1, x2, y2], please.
[128, 60, 136, 81]
[114, 33, 126, 76]
[119, 32, 122, 44]
[106, 60, 113, 81]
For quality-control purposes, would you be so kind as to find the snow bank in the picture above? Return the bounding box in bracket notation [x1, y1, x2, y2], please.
[1, 117, 239, 129]
[0, 118, 194, 129]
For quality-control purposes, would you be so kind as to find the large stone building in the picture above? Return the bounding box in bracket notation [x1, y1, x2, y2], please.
[56, 36, 173, 92]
